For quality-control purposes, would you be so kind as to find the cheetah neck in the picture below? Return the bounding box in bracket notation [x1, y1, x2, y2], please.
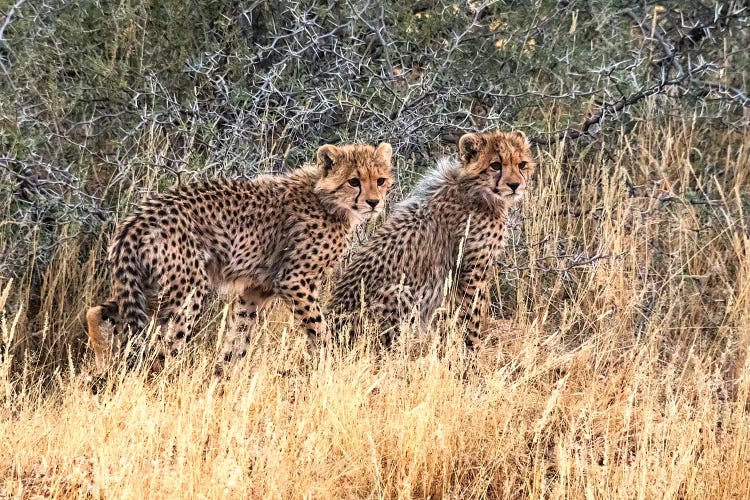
[289, 164, 357, 230]
[398, 157, 507, 218]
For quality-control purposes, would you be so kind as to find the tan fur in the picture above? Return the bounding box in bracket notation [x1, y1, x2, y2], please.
[86, 143, 394, 374]
[329, 131, 535, 347]
[86, 306, 118, 373]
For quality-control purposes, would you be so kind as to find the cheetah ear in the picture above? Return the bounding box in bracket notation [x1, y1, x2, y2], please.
[374, 142, 393, 167]
[317, 144, 341, 174]
[458, 133, 484, 164]
[513, 130, 530, 147]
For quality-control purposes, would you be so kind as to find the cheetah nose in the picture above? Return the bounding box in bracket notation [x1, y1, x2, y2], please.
[507, 182, 520, 193]
[366, 199, 379, 208]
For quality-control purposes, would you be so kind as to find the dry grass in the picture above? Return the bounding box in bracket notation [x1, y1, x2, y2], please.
[2, 110, 750, 498]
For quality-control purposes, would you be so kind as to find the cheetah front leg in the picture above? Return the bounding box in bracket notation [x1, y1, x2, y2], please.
[273, 241, 334, 352]
[214, 288, 272, 376]
[276, 276, 327, 350]
[456, 242, 494, 349]
[457, 278, 489, 348]
[287, 287, 327, 349]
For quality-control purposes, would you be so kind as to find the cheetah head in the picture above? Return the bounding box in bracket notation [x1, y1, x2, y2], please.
[315, 142, 394, 224]
[458, 130, 536, 206]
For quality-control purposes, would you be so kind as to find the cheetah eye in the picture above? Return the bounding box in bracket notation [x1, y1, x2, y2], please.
[377, 178, 386, 186]
[348, 178, 361, 187]
[489, 161, 502, 171]
[519, 161, 528, 169]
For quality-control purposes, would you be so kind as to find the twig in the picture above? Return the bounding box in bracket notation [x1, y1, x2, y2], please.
[0, 0, 26, 43]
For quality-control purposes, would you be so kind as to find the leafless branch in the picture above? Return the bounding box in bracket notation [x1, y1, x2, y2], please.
[0, 0, 25, 43]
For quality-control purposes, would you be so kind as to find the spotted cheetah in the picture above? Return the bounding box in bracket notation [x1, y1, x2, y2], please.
[86, 143, 394, 374]
[329, 131, 535, 347]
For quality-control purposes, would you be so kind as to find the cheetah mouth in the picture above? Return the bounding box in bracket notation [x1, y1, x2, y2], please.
[492, 188, 513, 196]
[491, 188, 523, 201]
[354, 206, 381, 213]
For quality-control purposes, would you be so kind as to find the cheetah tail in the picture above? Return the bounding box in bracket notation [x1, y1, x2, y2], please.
[85, 300, 119, 373]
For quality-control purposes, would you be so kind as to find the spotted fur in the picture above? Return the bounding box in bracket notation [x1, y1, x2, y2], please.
[329, 131, 535, 348]
[86, 143, 394, 374]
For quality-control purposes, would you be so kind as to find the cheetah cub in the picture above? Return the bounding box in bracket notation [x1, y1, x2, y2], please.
[329, 131, 535, 348]
[86, 143, 394, 375]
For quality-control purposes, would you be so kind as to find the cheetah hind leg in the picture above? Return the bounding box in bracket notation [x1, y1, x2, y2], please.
[85, 301, 121, 375]
[154, 290, 206, 371]
[370, 284, 419, 348]
[214, 288, 272, 377]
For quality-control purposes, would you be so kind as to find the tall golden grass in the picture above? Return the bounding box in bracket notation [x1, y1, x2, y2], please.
[1, 108, 750, 497]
